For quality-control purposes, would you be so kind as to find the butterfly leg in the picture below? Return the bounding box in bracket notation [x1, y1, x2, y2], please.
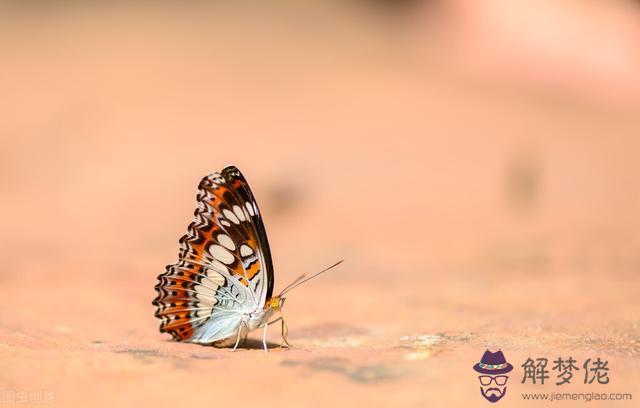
[280, 313, 291, 348]
[261, 321, 269, 352]
[231, 322, 246, 351]
[258, 317, 291, 350]
[263, 315, 290, 348]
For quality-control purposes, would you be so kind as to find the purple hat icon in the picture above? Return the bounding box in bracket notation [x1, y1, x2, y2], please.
[473, 350, 513, 375]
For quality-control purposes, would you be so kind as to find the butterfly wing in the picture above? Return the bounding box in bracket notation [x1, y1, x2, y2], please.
[152, 166, 274, 342]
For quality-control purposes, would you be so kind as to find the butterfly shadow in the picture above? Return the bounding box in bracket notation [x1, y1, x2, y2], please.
[240, 338, 284, 350]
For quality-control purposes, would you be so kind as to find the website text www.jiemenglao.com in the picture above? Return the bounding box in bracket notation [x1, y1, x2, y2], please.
[521, 392, 633, 402]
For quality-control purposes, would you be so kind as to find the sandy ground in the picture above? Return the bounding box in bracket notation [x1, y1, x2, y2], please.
[1, 2, 639, 407]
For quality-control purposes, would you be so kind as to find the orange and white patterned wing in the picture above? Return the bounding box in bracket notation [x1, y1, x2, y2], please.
[152, 166, 274, 342]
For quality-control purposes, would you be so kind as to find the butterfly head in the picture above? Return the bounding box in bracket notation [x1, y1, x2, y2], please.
[268, 296, 286, 311]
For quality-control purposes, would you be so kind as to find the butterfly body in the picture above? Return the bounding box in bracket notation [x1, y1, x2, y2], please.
[194, 307, 274, 347]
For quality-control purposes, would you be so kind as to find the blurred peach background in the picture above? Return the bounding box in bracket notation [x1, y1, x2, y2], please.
[1, 1, 639, 407]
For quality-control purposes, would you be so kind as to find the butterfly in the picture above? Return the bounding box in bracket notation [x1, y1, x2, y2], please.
[153, 165, 342, 351]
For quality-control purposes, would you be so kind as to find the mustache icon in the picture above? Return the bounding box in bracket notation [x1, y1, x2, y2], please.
[483, 388, 503, 395]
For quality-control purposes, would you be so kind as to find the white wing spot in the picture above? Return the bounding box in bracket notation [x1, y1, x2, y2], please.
[217, 234, 236, 251]
[220, 219, 231, 227]
[245, 201, 255, 216]
[204, 268, 226, 286]
[233, 205, 246, 222]
[223, 209, 240, 224]
[240, 244, 254, 257]
[209, 260, 228, 275]
[209, 244, 235, 265]
[196, 282, 217, 306]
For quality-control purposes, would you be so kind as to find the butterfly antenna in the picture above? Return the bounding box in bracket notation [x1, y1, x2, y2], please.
[280, 260, 344, 296]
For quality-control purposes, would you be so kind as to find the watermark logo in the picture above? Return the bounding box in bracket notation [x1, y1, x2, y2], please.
[1, 390, 55, 404]
[471, 351, 632, 403]
[473, 350, 513, 403]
